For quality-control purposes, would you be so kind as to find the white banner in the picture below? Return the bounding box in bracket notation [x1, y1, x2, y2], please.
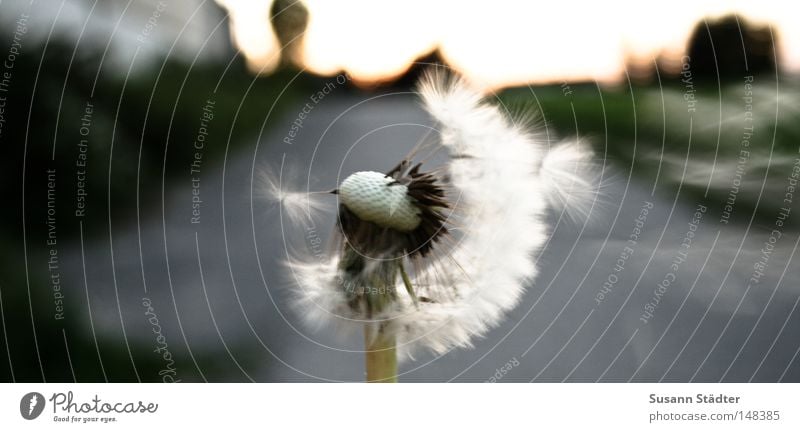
[0, 383, 797, 431]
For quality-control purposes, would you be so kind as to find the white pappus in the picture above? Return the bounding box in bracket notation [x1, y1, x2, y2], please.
[283, 70, 599, 361]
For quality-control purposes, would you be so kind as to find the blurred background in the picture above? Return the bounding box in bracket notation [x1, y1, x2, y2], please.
[0, 0, 799, 382]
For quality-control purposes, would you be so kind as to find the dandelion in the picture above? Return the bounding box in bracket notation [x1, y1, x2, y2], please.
[285, 70, 598, 382]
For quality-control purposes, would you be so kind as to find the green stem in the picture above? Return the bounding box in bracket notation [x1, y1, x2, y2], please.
[364, 325, 397, 383]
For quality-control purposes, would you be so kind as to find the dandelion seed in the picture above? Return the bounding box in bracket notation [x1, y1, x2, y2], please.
[257, 164, 331, 224]
[285, 70, 599, 382]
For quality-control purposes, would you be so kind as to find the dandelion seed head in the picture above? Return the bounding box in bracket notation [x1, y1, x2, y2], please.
[339, 171, 421, 232]
[285, 70, 601, 360]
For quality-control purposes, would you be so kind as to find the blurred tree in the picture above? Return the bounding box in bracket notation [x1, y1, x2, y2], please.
[270, 0, 309, 67]
[685, 14, 777, 81]
[389, 49, 448, 89]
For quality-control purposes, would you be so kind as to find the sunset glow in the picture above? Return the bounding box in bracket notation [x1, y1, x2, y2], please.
[217, 0, 800, 88]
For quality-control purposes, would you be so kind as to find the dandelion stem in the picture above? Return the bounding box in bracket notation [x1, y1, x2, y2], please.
[364, 325, 397, 383]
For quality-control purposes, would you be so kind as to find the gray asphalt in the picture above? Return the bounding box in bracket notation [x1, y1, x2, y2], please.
[62, 92, 800, 382]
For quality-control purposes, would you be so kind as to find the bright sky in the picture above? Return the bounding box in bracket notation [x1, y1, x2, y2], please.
[216, 0, 800, 89]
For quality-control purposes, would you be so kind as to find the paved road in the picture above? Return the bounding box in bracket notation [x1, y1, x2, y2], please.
[63, 92, 800, 382]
